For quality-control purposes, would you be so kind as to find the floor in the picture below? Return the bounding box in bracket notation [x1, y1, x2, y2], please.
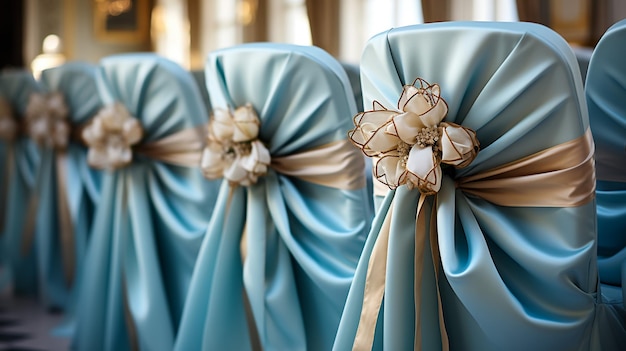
[0, 268, 71, 351]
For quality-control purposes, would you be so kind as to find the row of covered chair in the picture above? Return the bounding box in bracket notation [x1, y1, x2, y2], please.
[1, 20, 625, 351]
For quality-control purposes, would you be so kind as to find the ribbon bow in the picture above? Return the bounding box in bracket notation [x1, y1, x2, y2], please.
[82, 103, 144, 170]
[0, 97, 17, 141]
[200, 104, 271, 186]
[25, 92, 70, 149]
[349, 78, 479, 195]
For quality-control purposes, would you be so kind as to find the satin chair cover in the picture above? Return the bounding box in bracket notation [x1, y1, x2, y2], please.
[333, 22, 613, 351]
[586, 18, 626, 340]
[341, 62, 363, 112]
[34, 63, 103, 311]
[73, 54, 220, 351]
[174, 43, 372, 351]
[0, 70, 41, 295]
[191, 69, 212, 114]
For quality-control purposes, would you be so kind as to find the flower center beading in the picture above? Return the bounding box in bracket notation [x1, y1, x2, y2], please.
[415, 126, 440, 149]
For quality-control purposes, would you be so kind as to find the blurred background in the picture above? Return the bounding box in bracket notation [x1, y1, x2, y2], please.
[1, 0, 625, 75]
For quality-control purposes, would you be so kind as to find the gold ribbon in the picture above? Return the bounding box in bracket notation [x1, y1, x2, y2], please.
[271, 139, 366, 190]
[134, 126, 206, 167]
[352, 129, 596, 351]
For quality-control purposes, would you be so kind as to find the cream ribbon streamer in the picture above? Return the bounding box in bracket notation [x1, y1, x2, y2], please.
[352, 131, 596, 351]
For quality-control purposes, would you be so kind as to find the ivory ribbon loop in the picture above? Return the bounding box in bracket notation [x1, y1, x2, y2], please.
[83, 103, 144, 170]
[200, 105, 270, 186]
[25, 92, 70, 150]
[348, 78, 478, 195]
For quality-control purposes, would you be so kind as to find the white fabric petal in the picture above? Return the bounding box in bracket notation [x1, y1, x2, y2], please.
[440, 123, 478, 167]
[405, 144, 441, 193]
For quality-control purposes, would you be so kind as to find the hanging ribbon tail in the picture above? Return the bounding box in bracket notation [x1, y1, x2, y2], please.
[56, 152, 75, 287]
[429, 196, 449, 351]
[352, 202, 395, 351]
[413, 194, 428, 351]
[0, 144, 14, 233]
[20, 181, 40, 257]
[118, 177, 140, 351]
[122, 270, 140, 351]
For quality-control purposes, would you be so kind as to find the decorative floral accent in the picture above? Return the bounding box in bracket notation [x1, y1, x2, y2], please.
[0, 97, 17, 141]
[200, 104, 271, 186]
[82, 103, 143, 170]
[25, 92, 70, 149]
[349, 78, 479, 195]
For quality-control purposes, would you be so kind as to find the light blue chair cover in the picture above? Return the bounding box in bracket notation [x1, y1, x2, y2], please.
[72, 53, 220, 351]
[0, 70, 41, 295]
[333, 22, 614, 351]
[191, 69, 212, 114]
[341, 62, 363, 111]
[35, 63, 103, 312]
[174, 43, 372, 351]
[585, 18, 626, 341]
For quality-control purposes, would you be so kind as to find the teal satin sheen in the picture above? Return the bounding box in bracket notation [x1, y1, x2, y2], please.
[586, 19, 626, 290]
[585, 19, 626, 347]
[174, 43, 372, 351]
[333, 22, 610, 351]
[0, 71, 41, 295]
[72, 54, 220, 351]
[35, 63, 103, 311]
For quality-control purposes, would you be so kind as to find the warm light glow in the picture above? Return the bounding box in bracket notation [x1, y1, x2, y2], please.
[42, 34, 62, 54]
[95, 0, 133, 16]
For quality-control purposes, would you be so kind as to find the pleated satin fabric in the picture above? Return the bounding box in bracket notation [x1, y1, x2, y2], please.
[173, 43, 373, 351]
[72, 54, 220, 351]
[585, 18, 626, 347]
[0, 70, 41, 295]
[35, 63, 103, 312]
[333, 22, 615, 351]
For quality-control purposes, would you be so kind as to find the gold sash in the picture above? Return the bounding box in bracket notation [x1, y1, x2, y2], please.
[353, 129, 596, 351]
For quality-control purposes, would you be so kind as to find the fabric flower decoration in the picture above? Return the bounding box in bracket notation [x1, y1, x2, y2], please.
[349, 78, 479, 195]
[25, 92, 70, 149]
[200, 104, 271, 186]
[82, 103, 144, 170]
[0, 97, 17, 141]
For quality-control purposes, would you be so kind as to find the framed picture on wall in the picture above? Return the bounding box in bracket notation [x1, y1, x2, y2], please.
[94, 0, 149, 43]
